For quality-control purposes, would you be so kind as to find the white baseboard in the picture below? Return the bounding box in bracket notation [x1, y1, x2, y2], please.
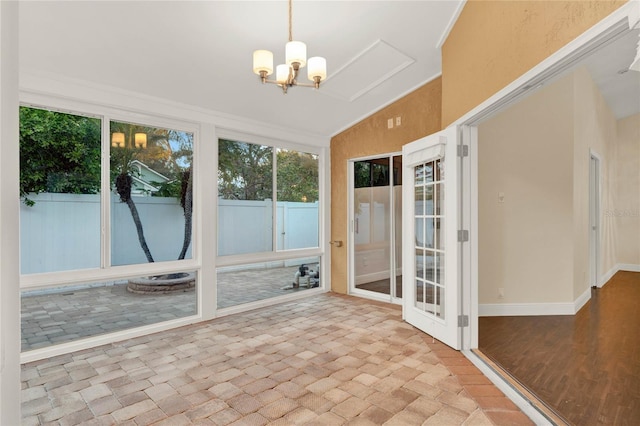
[478, 302, 575, 316]
[480, 264, 640, 317]
[574, 286, 591, 312]
[617, 263, 640, 273]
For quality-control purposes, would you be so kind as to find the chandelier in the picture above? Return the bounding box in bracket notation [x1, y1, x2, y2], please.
[252, 0, 327, 94]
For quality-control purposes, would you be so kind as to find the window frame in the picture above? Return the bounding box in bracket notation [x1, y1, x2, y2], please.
[19, 101, 201, 291]
[215, 128, 324, 269]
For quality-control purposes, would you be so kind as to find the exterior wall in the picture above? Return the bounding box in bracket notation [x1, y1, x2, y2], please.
[572, 67, 617, 298]
[441, 0, 627, 126]
[615, 113, 640, 266]
[330, 78, 442, 294]
[478, 74, 575, 305]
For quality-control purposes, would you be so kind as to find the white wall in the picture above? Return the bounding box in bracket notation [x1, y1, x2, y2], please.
[478, 67, 633, 314]
[572, 67, 617, 298]
[615, 113, 640, 266]
[0, 1, 22, 424]
[478, 73, 575, 306]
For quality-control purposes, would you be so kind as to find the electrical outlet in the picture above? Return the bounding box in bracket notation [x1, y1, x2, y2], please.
[395, 116, 402, 126]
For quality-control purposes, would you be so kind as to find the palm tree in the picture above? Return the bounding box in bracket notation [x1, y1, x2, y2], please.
[111, 123, 193, 264]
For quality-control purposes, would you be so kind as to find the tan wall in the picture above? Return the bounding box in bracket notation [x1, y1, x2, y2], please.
[615, 113, 640, 265]
[329, 1, 628, 295]
[572, 67, 617, 298]
[330, 78, 442, 293]
[478, 74, 575, 304]
[441, 0, 627, 127]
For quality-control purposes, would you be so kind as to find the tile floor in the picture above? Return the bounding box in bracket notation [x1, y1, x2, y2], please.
[21, 293, 532, 425]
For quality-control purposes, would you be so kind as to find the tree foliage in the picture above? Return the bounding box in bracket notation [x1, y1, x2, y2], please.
[218, 139, 273, 201]
[19, 106, 101, 205]
[218, 139, 319, 203]
[277, 149, 319, 202]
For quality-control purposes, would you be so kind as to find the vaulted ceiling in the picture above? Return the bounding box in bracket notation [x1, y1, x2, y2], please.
[19, 1, 639, 141]
[19, 1, 464, 138]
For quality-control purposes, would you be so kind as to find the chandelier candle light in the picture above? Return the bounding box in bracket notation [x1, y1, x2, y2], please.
[252, 0, 327, 94]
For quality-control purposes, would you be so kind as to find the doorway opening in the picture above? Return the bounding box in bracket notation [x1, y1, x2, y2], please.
[349, 154, 403, 303]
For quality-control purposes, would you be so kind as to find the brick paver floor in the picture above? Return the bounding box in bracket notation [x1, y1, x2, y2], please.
[21, 265, 313, 351]
[21, 293, 532, 425]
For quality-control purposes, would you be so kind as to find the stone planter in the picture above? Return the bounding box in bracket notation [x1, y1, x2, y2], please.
[127, 272, 195, 294]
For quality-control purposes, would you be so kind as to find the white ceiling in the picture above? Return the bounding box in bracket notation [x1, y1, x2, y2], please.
[18, 1, 639, 141]
[19, 1, 464, 139]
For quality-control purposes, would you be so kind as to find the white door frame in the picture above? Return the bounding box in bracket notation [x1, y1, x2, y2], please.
[347, 153, 403, 304]
[589, 151, 602, 287]
[452, 2, 639, 352]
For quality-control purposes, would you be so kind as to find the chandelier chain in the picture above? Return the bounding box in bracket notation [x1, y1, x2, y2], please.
[288, 0, 293, 42]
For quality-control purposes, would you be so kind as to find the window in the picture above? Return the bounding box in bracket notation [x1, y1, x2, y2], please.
[217, 139, 319, 255]
[110, 120, 194, 265]
[19, 106, 197, 352]
[20, 106, 102, 274]
[217, 137, 322, 309]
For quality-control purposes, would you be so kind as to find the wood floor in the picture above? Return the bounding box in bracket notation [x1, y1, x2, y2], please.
[479, 271, 640, 425]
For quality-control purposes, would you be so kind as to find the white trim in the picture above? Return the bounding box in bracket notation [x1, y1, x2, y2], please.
[479, 302, 576, 317]
[436, 1, 467, 49]
[574, 287, 592, 313]
[452, 2, 639, 128]
[600, 264, 620, 287]
[617, 263, 640, 272]
[479, 263, 640, 317]
[600, 263, 640, 288]
[20, 69, 329, 148]
[463, 350, 554, 426]
[330, 73, 442, 138]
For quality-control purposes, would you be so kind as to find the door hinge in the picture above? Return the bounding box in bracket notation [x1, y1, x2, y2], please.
[458, 315, 469, 328]
[457, 144, 469, 157]
[457, 230, 469, 242]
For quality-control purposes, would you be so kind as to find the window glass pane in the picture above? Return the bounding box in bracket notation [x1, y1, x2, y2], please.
[21, 272, 197, 351]
[20, 107, 101, 274]
[110, 121, 193, 266]
[276, 148, 319, 250]
[218, 139, 273, 256]
[354, 161, 371, 188]
[217, 257, 320, 309]
[372, 159, 390, 187]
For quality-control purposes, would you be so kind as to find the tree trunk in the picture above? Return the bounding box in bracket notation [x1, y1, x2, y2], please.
[125, 197, 155, 263]
[178, 170, 193, 260]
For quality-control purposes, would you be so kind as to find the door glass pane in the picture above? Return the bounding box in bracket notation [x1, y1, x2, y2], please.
[20, 107, 101, 274]
[393, 155, 403, 299]
[276, 148, 319, 250]
[110, 121, 194, 266]
[413, 159, 445, 319]
[217, 139, 273, 256]
[354, 158, 391, 296]
[425, 186, 434, 216]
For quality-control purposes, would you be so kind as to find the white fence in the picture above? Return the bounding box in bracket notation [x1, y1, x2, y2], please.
[20, 193, 319, 274]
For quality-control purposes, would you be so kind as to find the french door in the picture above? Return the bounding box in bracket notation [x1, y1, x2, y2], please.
[402, 127, 461, 349]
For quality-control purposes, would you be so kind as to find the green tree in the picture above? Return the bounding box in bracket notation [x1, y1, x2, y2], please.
[277, 150, 318, 202]
[218, 139, 273, 200]
[110, 122, 193, 263]
[19, 107, 101, 205]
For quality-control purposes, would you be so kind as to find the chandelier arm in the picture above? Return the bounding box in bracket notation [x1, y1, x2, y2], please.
[288, 0, 293, 42]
